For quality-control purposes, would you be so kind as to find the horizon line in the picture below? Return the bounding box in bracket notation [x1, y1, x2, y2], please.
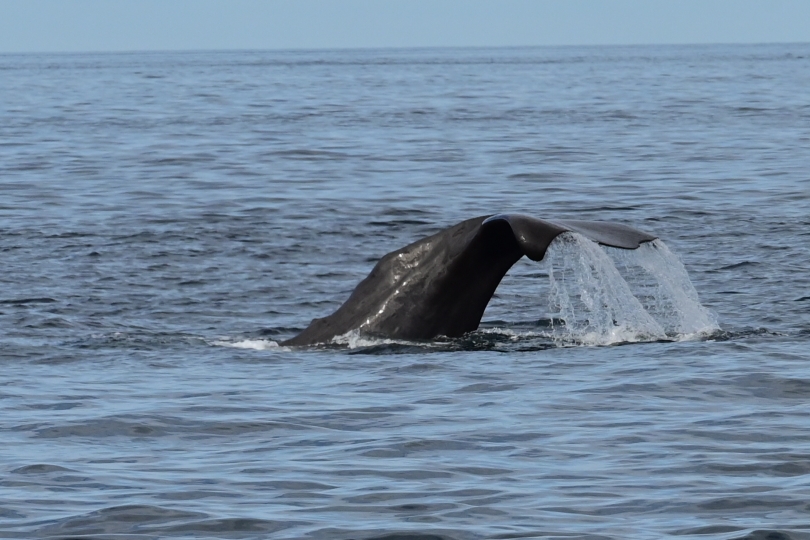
[2, 40, 808, 57]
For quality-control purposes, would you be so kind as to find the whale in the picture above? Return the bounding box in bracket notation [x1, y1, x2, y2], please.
[283, 214, 657, 346]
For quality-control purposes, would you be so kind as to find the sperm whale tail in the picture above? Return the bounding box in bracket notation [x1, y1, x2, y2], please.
[283, 214, 657, 346]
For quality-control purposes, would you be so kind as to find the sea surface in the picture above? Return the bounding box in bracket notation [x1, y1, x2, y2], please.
[1, 44, 809, 540]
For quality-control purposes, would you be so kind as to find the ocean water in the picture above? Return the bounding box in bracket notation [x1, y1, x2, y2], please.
[1, 44, 809, 539]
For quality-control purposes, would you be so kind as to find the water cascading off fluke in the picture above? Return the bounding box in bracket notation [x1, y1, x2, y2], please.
[541, 233, 718, 346]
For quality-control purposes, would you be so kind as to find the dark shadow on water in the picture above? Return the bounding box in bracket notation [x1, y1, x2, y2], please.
[29, 504, 301, 538]
[270, 322, 740, 355]
[348, 343, 439, 355]
[309, 530, 474, 540]
[710, 327, 785, 342]
[730, 530, 810, 540]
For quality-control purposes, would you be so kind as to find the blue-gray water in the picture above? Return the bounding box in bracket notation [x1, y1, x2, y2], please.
[1, 44, 809, 540]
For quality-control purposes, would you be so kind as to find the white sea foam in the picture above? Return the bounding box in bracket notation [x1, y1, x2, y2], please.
[213, 338, 285, 350]
[330, 329, 407, 349]
[541, 233, 718, 346]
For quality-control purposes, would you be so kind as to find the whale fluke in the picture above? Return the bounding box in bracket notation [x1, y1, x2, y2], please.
[283, 214, 657, 346]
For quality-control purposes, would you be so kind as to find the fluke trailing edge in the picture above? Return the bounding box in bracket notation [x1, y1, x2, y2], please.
[283, 214, 657, 346]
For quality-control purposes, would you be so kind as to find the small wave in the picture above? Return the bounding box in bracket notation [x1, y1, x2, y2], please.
[714, 260, 760, 271]
[11, 464, 77, 474]
[268, 148, 352, 160]
[31, 504, 296, 537]
[710, 327, 786, 341]
[64, 331, 209, 352]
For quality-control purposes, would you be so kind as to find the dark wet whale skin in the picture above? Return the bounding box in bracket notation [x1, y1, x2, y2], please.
[284, 214, 657, 345]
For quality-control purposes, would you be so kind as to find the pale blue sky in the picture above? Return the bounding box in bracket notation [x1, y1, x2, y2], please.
[1, 0, 808, 53]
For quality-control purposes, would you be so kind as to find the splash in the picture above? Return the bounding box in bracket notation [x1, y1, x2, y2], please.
[542, 233, 718, 346]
